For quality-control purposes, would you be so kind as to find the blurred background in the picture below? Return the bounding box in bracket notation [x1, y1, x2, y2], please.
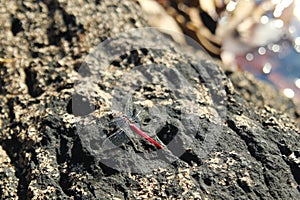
[139, 0, 300, 103]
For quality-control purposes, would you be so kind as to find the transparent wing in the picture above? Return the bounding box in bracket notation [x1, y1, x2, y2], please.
[123, 93, 142, 127]
[101, 129, 131, 151]
[124, 94, 133, 118]
[101, 117, 137, 151]
[132, 110, 142, 127]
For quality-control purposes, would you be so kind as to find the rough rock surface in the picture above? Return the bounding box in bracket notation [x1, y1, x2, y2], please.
[0, 0, 299, 199]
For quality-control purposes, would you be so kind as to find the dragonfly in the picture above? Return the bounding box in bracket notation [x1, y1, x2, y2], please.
[101, 96, 164, 150]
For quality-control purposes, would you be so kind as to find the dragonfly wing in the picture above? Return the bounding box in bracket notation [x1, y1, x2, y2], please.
[101, 121, 139, 150]
[124, 94, 133, 118]
[101, 129, 131, 150]
[123, 94, 141, 127]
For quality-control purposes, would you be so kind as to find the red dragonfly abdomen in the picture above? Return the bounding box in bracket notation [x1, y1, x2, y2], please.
[128, 123, 164, 149]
